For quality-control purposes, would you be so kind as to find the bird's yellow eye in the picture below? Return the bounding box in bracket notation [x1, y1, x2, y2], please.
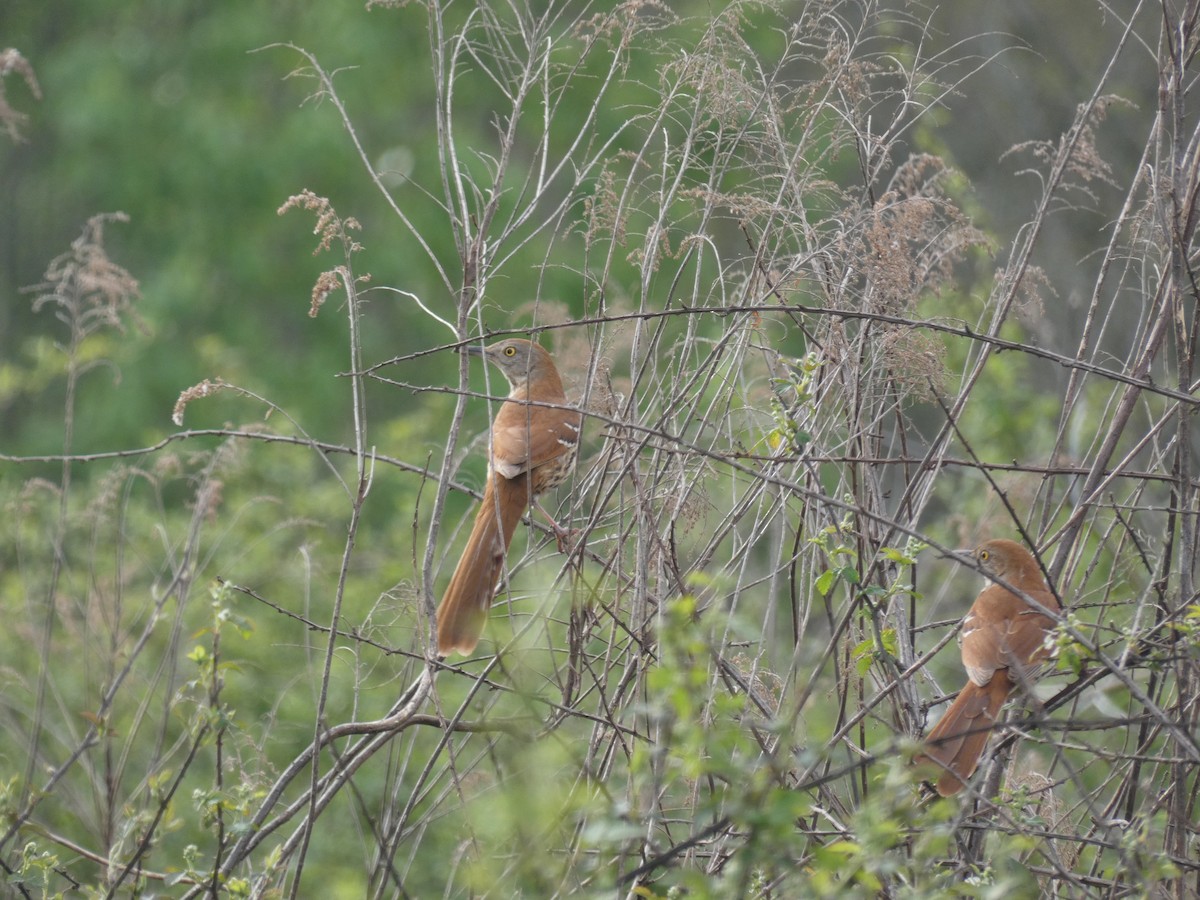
[504, 346, 516, 356]
[979, 550, 989, 561]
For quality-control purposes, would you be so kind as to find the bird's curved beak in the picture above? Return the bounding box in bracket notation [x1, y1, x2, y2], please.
[462, 342, 485, 357]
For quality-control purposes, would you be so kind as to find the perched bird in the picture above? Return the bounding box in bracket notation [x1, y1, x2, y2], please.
[914, 538, 1061, 796]
[436, 339, 581, 657]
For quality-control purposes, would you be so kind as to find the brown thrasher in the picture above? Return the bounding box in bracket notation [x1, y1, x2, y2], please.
[914, 538, 1061, 796]
[435, 339, 581, 657]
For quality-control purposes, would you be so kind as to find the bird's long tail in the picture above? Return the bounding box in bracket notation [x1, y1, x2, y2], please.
[914, 672, 1011, 796]
[436, 474, 528, 656]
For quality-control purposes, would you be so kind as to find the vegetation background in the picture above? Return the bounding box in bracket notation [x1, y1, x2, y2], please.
[2, 0, 1198, 896]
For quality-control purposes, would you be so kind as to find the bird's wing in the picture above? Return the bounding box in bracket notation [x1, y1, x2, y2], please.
[961, 584, 1059, 685]
[1001, 588, 1060, 668]
[491, 400, 580, 478]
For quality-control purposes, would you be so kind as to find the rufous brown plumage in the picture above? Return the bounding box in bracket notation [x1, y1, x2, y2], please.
[435, 339, 580, 657]
[914, 538, 1060, 796]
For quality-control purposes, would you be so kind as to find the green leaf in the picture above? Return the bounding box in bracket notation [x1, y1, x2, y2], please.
[851, 638, 875, 676]
[881, 546, 916, 565]
[815, 569, 835, 594]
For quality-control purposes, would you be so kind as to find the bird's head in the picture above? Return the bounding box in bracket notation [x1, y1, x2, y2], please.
[972, 538, 1039, 584]
[466, 339, 555, 392]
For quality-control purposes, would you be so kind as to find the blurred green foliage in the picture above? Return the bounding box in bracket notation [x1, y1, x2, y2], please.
[3, 2, 450, 456]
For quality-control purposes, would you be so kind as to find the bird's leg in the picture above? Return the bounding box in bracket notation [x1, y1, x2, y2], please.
[533, 499, 576, 553]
